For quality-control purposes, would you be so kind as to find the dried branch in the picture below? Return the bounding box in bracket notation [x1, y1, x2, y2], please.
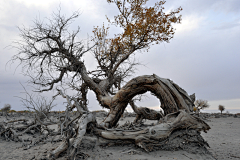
[17, 84, 56, 120]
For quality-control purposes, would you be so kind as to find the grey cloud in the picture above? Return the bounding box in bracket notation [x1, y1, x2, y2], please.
[213, 21, 240, 30]
[134, 24, 240, 101]
[165, 0, 240, 15]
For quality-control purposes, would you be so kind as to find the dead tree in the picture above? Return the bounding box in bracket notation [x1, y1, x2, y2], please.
[9, 0, 212, 159]
[17, 85, 56, 121]
[0, 87, 58, 141]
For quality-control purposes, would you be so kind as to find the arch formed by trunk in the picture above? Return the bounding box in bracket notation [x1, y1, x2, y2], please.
[100, 74, 195, 128]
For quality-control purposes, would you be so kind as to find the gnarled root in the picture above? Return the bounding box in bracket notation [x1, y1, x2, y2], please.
[96, 110, 210, 151]
[136, 129, 210, 153]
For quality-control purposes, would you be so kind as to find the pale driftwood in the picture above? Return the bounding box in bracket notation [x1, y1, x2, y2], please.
[72, 113, 96, 148]
[5, 119, 27, 123]
[57, 89, 88, 114]
[49, 139, 73, 159]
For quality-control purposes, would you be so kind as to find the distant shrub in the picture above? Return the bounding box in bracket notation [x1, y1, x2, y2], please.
[193, 99, 209, 116]
[1, 104, 11, 113]
[218, 105, 225, 115]
[17, 111, 25, 113]
[194, 99, 209, 110]
[1, 104, 11, 119]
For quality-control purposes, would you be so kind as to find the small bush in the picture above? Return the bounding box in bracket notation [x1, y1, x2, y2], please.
[194, 99, 209, 110]
[1, 104, 11, 113]
[218, 105, 225, 115]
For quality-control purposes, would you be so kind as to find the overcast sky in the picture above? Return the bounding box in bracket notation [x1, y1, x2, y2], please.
[0, 0, 239, 113]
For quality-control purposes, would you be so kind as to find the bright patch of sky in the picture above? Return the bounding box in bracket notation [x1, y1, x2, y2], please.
[174, 15, 205, 34]
[208, 99, 240, 110]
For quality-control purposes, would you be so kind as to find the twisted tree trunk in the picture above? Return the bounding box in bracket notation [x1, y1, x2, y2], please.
[99, 74, 195, 128]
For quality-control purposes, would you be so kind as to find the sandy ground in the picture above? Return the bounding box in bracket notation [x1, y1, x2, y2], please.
[0, 114, 239, 160]
[201, 117, 240, 160]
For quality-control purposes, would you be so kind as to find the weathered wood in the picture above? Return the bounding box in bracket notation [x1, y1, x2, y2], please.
[96, 110, 210, 151]
[100, 75, 195, 128]
[5, 119, 27, 123]
[48, 139, 73, 159]
[48, 113, 95, 159]
[129, 100, 163, 123]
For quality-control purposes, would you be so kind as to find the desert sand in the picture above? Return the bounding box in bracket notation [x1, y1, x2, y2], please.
[0, 113, 239, 160]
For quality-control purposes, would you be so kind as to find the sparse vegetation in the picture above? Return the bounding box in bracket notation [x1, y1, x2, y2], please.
[1, 104, 11, 119]
[194, 99, 209, 111]
[218, 105, 225, 115]
[9, 110, 16, 113]
[1, 104, 11, 112]
[193, 99, 209, 116]
[17, 85, 56, 120]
